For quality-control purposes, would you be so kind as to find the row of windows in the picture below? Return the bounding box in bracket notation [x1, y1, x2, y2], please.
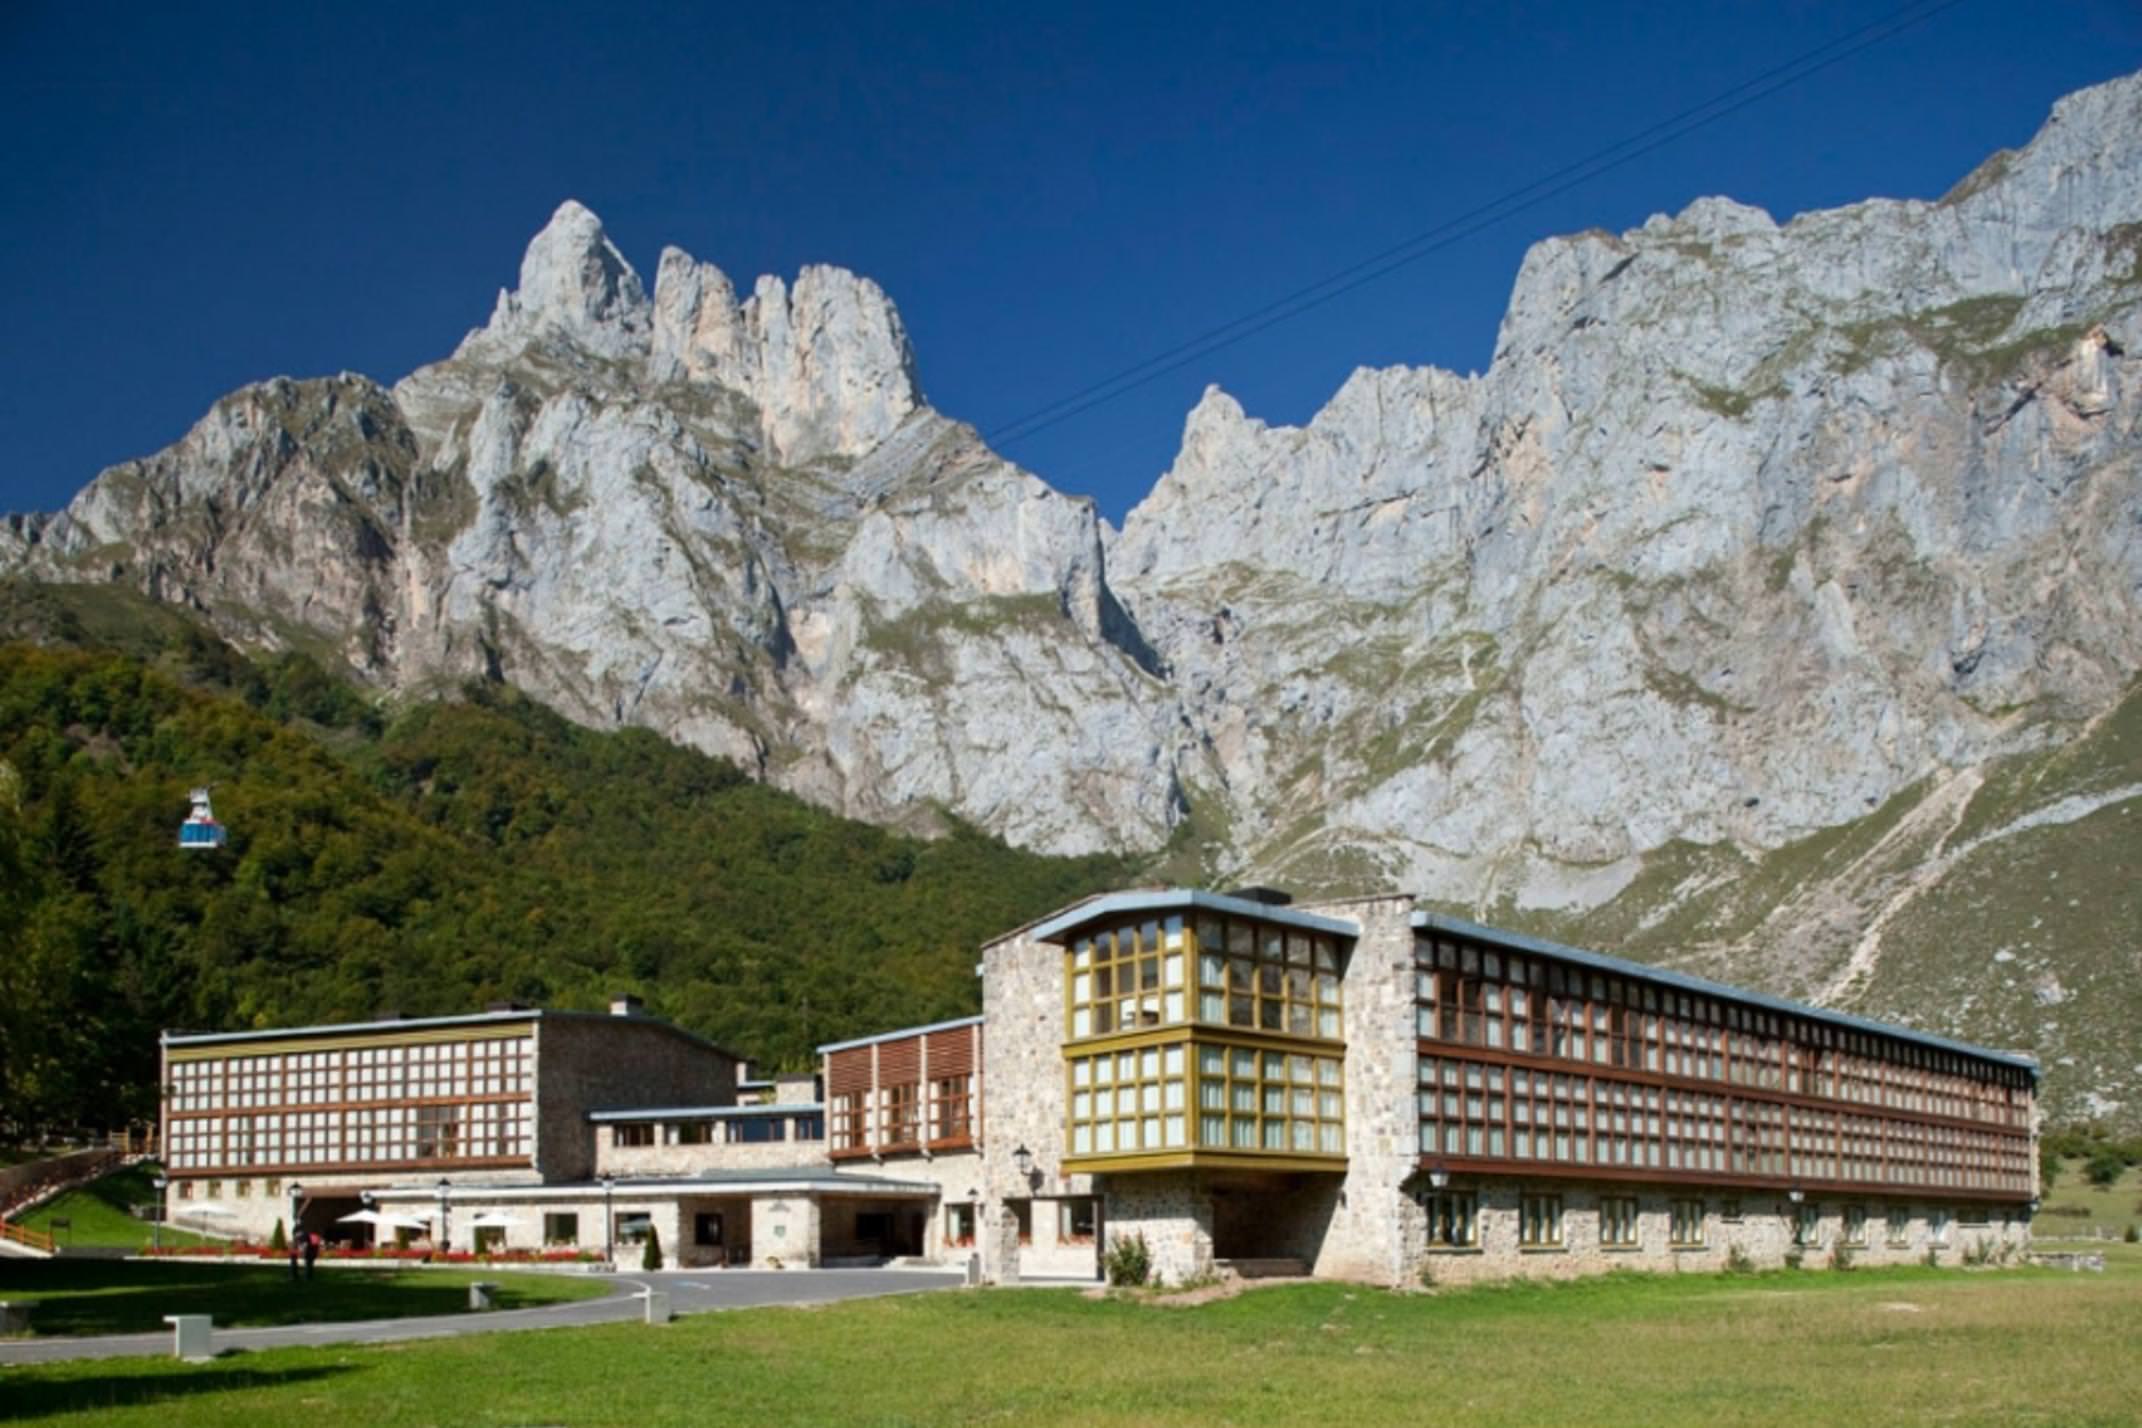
[1417, 1055, 2030, 1193]
[1422, 1194, 1983, 1252]
[168, 1037, 535, 1112]
[1065, 915, 1344, 1042]
[1416, 937, 2030, 1125]
[1062, 1041, 1345, 1159]
[165, 1101, 531, 1169]
[829, 1076, 974, 1152]
[608, 1113, 826, 1148]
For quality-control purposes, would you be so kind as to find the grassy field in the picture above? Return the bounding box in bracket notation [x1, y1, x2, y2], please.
[0, 1259, 608, 1338]
[15, 1165, 211, 1252]
[2034, 1166, 2142, 1243]
[4, 1257, 2139, 1426]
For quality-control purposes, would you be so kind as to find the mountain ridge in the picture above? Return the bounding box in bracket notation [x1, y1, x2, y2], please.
[6, 70, 2140, 1122]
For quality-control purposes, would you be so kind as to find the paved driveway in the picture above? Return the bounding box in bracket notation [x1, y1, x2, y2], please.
[0, 1268, 965, 1366]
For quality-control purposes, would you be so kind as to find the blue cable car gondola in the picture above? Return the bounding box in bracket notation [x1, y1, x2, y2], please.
[178, 787, 228, 850]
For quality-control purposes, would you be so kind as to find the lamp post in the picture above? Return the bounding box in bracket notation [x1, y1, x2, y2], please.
[151, 1174, 168, 1251]
[288, 1181, 304, 1245]
[1011, 1144, 1033, 1186]
[436, 1178, 451, 1251]
[602, 1175, 616, 1261]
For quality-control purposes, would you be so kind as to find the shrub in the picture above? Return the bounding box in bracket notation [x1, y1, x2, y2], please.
[642, 1225, 664, 1272]
[269, 1219, 287, 1251]
[1103, 1231, 1152, 1287]
[1416, 1258, 1435, 1289]
[2084, 1149, 2126, 1189]
[1962, 1237, 1995, 1267]
[2123, 1224, 2138, 1244]
[1782, 1247, 1804, 1271]
[1724, 1243, 1755, 1275]
[1921, 1246, 1940, 1268]
[1828, 1243, 1855, 1272]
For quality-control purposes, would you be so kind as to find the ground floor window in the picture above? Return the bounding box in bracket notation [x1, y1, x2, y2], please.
[474, 1225, 506, 1253]
[264, 1178, 282, 1197]
[1426, 1192, 1477, 1249]
[1520, 1194, 1563, 1248]
[695, 1211, 725, 1247]
[1599, 1196, 1639, 1248]
[945, 1203, 976, 1248]
[615, 1212, 652, 1246]
[1013, 1199, 1033, 1246]
[543, 1212, 579, 1246]
[1958, 1205, 1990, 1226]
[1719, 1198, 1741, 1222]
[1843, 1206, 1868, 1247]
[178, 1181, 195, 1200]
[1670, 1199, 1705, 1247]
[1929, 1209, 1951, 1245]
[1058, 1198, 1097, 1244]
[1793, 1204, 1821, 1247]
[236, 1179, 252, 1198]
[1885, 1206, 1910, 1245]
[613, 1124, 655, 1148]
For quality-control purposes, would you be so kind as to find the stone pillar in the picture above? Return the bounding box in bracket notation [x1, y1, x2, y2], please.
[994, 1206, 1023, 1285]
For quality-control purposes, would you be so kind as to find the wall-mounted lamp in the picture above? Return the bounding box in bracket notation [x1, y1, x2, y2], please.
[1012, 1144, 1033, 1178]
[1787, 1189, 1805, 1204]
[1427, 1168, 1451, 1191]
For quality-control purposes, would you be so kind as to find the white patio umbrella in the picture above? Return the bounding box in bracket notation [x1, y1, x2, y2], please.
[466, 1211, 520, 1229]
[175, 1204, 238, 1221]
[335, 1208, 389, 1226]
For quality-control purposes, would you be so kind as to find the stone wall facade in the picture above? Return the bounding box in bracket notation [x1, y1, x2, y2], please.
[534, 1014, 740, 1181]
[979, 925, 1097, 1282]
[594, 1125, 826, 1177]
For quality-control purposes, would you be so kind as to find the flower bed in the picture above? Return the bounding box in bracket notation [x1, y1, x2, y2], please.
[139, 1243, 605, 1265]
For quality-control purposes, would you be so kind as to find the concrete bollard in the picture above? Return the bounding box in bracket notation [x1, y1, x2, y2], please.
[164, 1313, 214, 1362]
[965, 1253, 982, 1287]
[0, 1301, 30, 1335]
[468, 1281, 500, 1311]
[643, 1290, 672, 1324]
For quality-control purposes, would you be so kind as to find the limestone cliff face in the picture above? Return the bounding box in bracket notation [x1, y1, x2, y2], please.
[8, 75, 2142, 1118]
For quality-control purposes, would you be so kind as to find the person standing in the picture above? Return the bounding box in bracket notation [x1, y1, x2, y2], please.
[287, 1226, 302, 1282]
[302, 1230, 321, 1280]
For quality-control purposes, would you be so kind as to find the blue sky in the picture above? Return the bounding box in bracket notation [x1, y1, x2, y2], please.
[3, 1, 2138, 523]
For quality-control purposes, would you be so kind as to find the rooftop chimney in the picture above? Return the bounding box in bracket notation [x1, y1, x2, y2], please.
[610, 994, 645, 1018]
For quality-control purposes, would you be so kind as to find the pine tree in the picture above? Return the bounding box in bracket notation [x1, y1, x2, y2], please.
[641, 1223, 664, 1271]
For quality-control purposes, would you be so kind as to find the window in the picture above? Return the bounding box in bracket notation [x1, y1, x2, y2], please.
[1885, 1206, 1910, 1245]
[264, 1178, 281, 1198]
[1843, 1205, 1868, 1247]
[831, 1093, 864, 1151]
[1720, 1198, 1742, 1223]
[614, 1212, 652, 1245]
[1068, 915, 1186, 1036]
[1670, 1199, 1705, 1247]
[1425, 1192, 1477, 1250]
[613, 1123, 655, 1148]
[931, 1075, 973, 1142]
[543, 1212, 579, 1246]
[695, 1212, 724, 1247]
[1929, 1209, 1951, 1245]
[178, 1181, 195, 1200]
[880, 1082, 920, 1146]
[794, 1113, 825, 1141]
[1600, 1196, 1640, 1248]
[1012, 1199, 1032, 1246]
[727, 1116, 786, 1143]
[1069, 1044, 1190, 1157]
[235, 1179, 252, 1198]
[945, 1204, 976, 1248]
[1793, 1203, 1821, 1247]
[1189, 1043, 1341, 1156]
[1957, 1204, 1990, 1226]
[1058, 1198, 1097, 1243]
[1520, 1194, 1563, 1248]
[206, 1179, 223, 1200]
[677, 1120, 718, 1145]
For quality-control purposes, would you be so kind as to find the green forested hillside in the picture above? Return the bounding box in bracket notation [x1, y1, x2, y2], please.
[0, 584, 1134, 1136]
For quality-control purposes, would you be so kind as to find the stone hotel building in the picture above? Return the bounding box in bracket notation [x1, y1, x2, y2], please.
[159, 887, 2039, 1283]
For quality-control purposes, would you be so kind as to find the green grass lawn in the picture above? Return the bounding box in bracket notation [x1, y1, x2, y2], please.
[15, 1164, 211, 1252]
[4, 1260, 2140, 1427]
[0, 1259, 608, 1338]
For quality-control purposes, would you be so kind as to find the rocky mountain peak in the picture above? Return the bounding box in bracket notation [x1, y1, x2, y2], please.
[463, 199, 652, 363]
